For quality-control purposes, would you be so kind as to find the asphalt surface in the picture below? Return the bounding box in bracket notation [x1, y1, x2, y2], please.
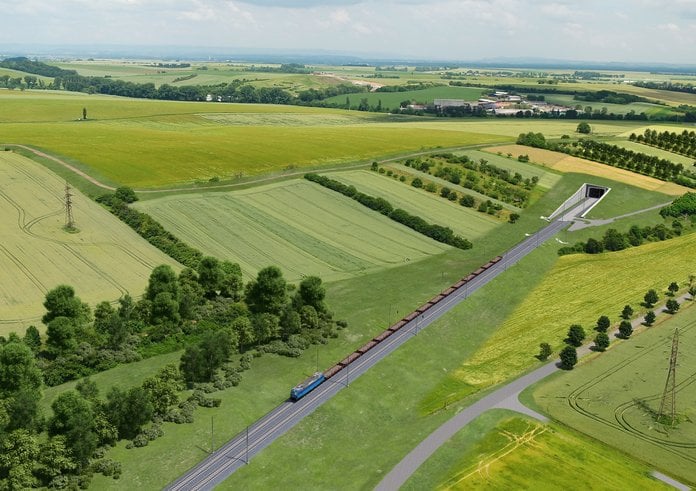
[166, 201, 590, 491]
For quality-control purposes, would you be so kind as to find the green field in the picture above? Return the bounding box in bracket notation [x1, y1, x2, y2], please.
[608, 139, 696, 166]
[0, 91, 512, 188]
[88, 170, 578, 489]
[0, 152, 178, 335]
[532, 302, 696, 485]
[433, 231, 696, 407]
[403, 411, 668, 490]
[134, 179, 450, 282]
[542, 93, 678, 117]
[330, 170, 501, 239]
[324, 85, 490, 109]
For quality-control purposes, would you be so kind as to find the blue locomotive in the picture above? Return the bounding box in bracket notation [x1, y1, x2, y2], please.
[290, 372, 325, 401]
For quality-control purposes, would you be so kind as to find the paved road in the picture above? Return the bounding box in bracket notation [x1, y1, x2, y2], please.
[568, 201, 671, 231]
[166, 204, 587, 490]
[376, 294, 694, 491]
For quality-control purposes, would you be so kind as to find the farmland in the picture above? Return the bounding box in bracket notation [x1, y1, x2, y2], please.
[541, 92, 679, 117]
[430, 231, 696, 409]
[0, 151, 178, 335]
[0, 91, 514, 188]
[532, 301, 696, 485]
[323, 85, 490, 110]
[329, 170, 501, 239]
[402, 411, 668, 491]
[607, 139, 696, 166]
[134, 179, 451, 282]
[455, 149, 562, 190]
[483, 144, 689, 195]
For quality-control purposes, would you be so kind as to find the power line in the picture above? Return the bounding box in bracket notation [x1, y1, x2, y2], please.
[658, 328, 679, 426]
[64, 181, 75, 229]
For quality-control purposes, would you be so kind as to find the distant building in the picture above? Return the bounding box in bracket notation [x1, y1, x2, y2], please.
[434, 98, 471, 108]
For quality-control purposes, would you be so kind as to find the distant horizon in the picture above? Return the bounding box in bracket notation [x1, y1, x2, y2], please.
[3, 44, 696, 73]
[1, 1, 695, 66]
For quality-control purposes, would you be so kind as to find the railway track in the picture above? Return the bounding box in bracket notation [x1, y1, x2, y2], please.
[166, 206, 581, 490]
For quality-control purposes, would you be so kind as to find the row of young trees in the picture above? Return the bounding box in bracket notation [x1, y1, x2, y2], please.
[630, 128, 696, 159]
[371, 164, 514, 221]
[401, 153, 538, 207]
[539, 282, 691, 370]
[516, 132, 696, 188]
[304, 173, 473, 249]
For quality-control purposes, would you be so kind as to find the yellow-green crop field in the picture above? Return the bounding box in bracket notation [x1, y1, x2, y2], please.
[534, 303, 696, 485]
[0, 91, 511, 188]
[134, 179, 451, 283]
[403, 413, 669, 491]
[423, 231, 696, 410]
[0, 151, 178, 335]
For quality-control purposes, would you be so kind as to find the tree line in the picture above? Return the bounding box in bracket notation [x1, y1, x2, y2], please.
[0, 255, 340, 486]
[557, 222, 688, 256]
[304, 173, 473, 249]
[517, 132, 696, 188]
[630, 128, 696, 160]
[371, 163, 516, 222]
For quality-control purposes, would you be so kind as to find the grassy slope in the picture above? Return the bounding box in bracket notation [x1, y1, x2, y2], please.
[531, 301, 696, 485]
[457, 149, 563, 190]
[0, 152, 178, 335]
[403, 410, 668, 491]
[134, 179, 450, 283]
[438, 230, 696, 402]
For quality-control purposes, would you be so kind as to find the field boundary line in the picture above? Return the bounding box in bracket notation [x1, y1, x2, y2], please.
[2, 142, 510, 196]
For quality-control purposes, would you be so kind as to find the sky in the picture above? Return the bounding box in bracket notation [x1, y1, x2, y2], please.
[1, 0, 695, 63]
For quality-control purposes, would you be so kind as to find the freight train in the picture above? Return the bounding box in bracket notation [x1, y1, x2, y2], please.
[289, 255, 503, 401]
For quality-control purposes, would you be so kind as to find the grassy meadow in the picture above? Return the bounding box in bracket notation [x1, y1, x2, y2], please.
[402, 411, 669, 491]
[134, 179, 451, 283]
[0, 151, 178, 335]
[532, 302, 696, 485]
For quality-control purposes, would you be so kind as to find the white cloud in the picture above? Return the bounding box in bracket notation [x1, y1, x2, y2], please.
[656, 22, 680, 31]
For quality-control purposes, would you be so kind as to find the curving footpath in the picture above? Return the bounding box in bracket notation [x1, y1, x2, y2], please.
[376, 293, 695, 491]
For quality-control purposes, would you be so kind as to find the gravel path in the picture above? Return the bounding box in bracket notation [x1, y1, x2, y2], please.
[568, 201, 671, 231]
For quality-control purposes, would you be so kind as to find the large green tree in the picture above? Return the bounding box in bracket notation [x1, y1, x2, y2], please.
[146, 265, 179, 302]
[245, 266, 288, 316]
[105, 387, 154, 440]
[294, 276, 326, 313]
[0, 341, 43, 432]
[49, 391, 98, 468]
[42, 285, 88, 325]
